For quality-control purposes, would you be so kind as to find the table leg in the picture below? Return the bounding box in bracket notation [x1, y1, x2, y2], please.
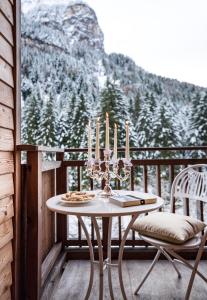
[107, 217, 114, 300]
[118, 214, 139, 300]
[78, 216, 95, 300]
[92, 217, 104, 300]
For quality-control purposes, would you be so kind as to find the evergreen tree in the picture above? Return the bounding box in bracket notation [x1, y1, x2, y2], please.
[136, 92, 156, 147]
[190, 92, 207, 145]
[153, 100, 179, 151]
[99, 79, 132, 149]
[39, 94, 57, 146]
[67, 93, 89, 148]
[22, 89, 42, 145]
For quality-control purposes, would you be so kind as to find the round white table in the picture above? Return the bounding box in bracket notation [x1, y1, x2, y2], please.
[46, 191, 164, 300]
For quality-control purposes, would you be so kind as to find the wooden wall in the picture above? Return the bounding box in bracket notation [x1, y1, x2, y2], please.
[0, 0, 19, 299]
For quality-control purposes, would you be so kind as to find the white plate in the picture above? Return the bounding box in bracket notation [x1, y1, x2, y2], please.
[59, 198, 94, 205]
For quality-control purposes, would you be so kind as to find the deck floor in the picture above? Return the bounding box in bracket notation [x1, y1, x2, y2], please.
[47, 260, 207, 300]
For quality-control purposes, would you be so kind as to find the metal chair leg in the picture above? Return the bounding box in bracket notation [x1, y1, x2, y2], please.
[166, 249, 207, 284]
[161, 248, 181, 278]
[134, 249, 161, 295]
[185, 233, 207, 300]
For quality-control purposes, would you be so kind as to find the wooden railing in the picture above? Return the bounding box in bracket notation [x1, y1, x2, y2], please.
[18, 145, 207, 299]
[62, 146, 207, 259]
[17, 145, 66, 300]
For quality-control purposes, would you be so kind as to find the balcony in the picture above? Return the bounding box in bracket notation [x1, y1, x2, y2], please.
[17, 145, 207, 299]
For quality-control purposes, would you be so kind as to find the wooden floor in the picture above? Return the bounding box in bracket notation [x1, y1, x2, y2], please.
[44, 260, 207, 300]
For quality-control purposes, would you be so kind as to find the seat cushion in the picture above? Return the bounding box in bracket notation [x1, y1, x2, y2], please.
[132, 212, 206, 244]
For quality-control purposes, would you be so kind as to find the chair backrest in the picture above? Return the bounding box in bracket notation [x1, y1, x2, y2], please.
[170, 164, 207, 218]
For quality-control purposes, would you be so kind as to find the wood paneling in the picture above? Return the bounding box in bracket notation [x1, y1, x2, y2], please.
[0, 58, 14, 87]
[42, 170, 55, 261]
[0, 13, 13, 45]
[0, 81, 13, 108]
[0, 128, 14, 151]
[0, 174, 14, 198]
[0, 104, 14, 130]
[0, 264, 12, 297]
[0, 0, 17, 298]
[0, 220, 13, 250]
[0, 197, 14, 225]
[0, 243, 13, 273]
[0, 36, 13, 66]
[0, 153, 14, 175]
[0, 288, 11, 300]
[0, 0, 14, 24]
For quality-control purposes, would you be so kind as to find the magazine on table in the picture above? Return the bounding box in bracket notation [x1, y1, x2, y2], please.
[109, 193, 157, 207]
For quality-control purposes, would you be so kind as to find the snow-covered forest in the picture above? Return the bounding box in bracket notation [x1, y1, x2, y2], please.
[21, 0, 207, 153]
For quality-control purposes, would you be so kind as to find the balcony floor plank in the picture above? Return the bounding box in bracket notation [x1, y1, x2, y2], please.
[49, 260, 207, 300]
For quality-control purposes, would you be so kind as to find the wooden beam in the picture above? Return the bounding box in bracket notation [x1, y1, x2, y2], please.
[56, 153, 67, 247]
[41, 242, 62, 286]
[26, 151, 42, 300]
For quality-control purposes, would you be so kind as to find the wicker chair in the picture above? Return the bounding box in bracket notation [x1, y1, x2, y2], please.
[132, 164, 207, 300]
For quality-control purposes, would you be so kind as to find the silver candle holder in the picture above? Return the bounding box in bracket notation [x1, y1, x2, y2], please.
[86, 149, 132, 197]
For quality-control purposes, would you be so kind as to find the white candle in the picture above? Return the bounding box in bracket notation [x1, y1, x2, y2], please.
[88, 120, 92, 159]
[114, 123, 117, 160]
[95, 117, 100, 159]
[125, 121, 130, 160]
[105, 112, 110, 151]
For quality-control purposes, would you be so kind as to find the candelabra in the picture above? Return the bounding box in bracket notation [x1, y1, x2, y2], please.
[86, 150, 132, 197]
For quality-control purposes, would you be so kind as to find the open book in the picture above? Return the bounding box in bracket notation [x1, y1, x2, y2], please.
[109, 193, 157, 207]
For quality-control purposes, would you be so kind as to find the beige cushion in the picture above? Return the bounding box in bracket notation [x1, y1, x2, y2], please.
[132, 212, 206, 244]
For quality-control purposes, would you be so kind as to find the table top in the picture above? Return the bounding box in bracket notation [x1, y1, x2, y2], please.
[46, 190, 164, 217]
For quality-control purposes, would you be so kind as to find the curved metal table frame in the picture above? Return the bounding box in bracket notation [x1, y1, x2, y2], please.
[47, 191, 163, 300]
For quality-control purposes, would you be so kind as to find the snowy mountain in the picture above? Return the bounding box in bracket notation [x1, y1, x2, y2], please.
[21, 0, 207, 151]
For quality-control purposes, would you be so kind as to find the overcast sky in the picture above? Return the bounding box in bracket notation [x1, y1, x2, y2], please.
[86, 0, 207, 87]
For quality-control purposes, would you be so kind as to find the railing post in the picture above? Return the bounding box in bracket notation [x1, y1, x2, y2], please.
[56, 152, 67, 248]
[26, 151, 42, 300]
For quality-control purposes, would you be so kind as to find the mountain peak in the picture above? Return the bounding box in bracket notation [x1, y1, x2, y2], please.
[22, 0, 104, 51]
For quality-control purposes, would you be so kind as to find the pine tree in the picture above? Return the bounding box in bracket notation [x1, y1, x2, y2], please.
[22, 89, 42, 145]
[39, 94, 57, 147]
[99, 79, 132, 149]
[136, 92, 156, 147]
[153, 100, 179, 157]
[190, 92, 207, 145]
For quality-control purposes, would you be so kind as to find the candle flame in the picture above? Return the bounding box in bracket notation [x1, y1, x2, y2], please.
[114, 123, 117, 128]
[126, 120, 129, 125]
[97, 117, 100, 122]
[106, 112, 109, 118]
